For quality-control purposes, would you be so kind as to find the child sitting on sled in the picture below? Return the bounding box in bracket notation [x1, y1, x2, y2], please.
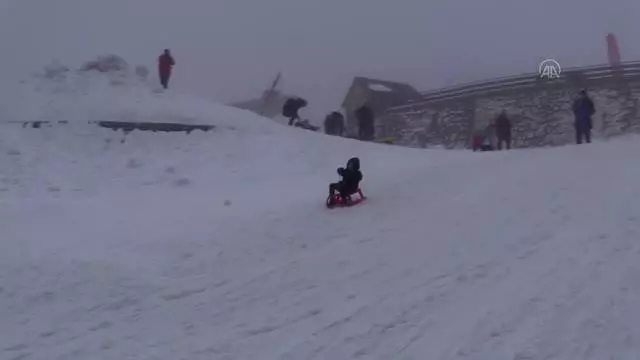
[329, 157, 363, 204]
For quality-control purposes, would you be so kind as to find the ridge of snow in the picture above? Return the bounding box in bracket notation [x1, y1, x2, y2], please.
[0, 55, 274, 132]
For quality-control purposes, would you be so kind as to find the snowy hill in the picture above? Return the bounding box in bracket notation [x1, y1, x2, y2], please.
[0, 56, 274, 128]
[3, 70, 640, 359]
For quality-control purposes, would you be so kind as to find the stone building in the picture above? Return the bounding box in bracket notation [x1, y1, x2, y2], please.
[378, 62, 640, 149]
[341, 77, 422, 139]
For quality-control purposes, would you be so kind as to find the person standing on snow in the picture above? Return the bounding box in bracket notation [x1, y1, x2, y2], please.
[355, 103, 375, 141]
[282, 97, 307, 126]
[572, 89, 595, 144]
[495, 110, 512, 150]
[158, 49, 175, 89]
[324, 111, 345, 136]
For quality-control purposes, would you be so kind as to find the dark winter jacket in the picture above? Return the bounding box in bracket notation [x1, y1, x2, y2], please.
[324, 111, 344, 135]
[282, 97, 307, 118]
[572, 96, 595, 128]
[495, 113, 511, 138]
[355, 105, 374, 140]
[338, 157, 362, 193]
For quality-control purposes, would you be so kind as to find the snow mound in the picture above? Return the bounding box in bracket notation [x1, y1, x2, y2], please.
[0, 55, 274, 131]
[79, 54, 130, 73]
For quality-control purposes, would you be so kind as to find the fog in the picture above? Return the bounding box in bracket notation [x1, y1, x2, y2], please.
[1, 0, 639, 121]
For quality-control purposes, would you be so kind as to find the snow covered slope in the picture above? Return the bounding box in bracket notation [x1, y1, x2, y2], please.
[0, 58, 268, 128]
[3, 73, 640, 359]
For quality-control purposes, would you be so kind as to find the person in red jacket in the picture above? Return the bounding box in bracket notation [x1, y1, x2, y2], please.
[158, 49, 175, 89]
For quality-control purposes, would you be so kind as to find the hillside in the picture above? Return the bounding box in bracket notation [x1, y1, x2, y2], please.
[3, 69, 640, 360]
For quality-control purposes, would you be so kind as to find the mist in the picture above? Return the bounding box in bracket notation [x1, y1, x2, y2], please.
[1, 0, 639, 121]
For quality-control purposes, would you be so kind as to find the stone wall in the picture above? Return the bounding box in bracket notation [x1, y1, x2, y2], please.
[379, 74, 640, 149]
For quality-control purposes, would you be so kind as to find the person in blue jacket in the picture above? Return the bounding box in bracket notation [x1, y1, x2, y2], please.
[572, 89, 595, 144]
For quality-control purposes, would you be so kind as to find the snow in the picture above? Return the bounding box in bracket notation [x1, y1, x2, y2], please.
[4, 70, 640, 359]
[369, 83, 393, 92]
[0, 56, 272, 130]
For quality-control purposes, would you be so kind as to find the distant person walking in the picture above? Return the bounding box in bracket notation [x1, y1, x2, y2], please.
[282, 97, 307, 126]
[355, 103, 375, 141]
[324, 111, 345, 136]
[572, 89, 595, 144]
[158, 49, 175, 89]
[495, 110, 512, 150]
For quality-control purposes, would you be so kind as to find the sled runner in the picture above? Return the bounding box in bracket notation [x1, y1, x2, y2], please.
[326, 188, 366, 208]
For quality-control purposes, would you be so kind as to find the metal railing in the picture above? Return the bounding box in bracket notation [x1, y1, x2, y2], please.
[387, 61, 640, 113]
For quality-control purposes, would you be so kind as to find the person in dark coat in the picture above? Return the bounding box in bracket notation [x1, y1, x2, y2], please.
[572, 89, 595, 144]
[355, 104, 375, 141]
[329, 157, 363, 203]
[495, 110, 512, 150]
[324, 111, 345, 136]
[158, 49, 175, 89]
[282, 97, 307, 126]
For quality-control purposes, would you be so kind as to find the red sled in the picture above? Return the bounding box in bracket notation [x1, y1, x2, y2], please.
[326, 188, 366, 208]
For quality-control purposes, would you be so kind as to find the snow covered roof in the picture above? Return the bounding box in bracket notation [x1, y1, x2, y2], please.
[342, 76, 422, 112]
[369, 83, 393, 92]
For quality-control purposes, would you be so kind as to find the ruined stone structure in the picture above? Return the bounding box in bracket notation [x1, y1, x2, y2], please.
[378, 62, 640, 149]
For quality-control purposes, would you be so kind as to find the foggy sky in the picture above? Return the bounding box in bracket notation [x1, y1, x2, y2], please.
[1, 0, 639, 121]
